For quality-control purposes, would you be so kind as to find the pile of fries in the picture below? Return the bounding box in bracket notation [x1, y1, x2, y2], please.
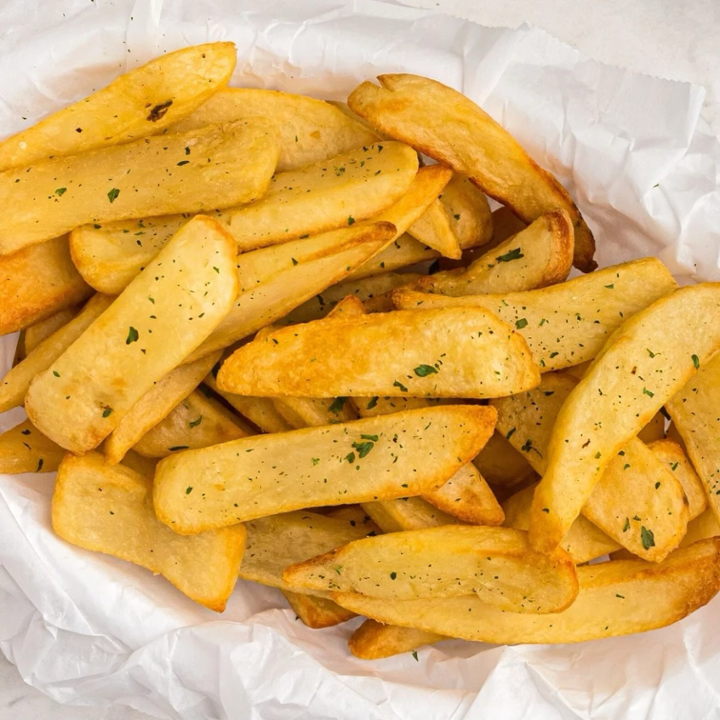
[2, 41, 720, 662]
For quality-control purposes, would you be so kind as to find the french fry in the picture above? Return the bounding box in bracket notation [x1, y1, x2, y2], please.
[239, 510, 375, 595]
[133, 389, 253, 458]
[346, 234, 437, 281]
[285, 525, 578, 613]
[25, 216, 238, 453]
[473, 431, 535, 488]
[153, 405, 497, 533]
[492, 206, 527, 244]
[283, 591, 357, 629]
[438, 174, 493, 250]
[23, 306, 80, 354]
[0, 294, 114, 413]
[121, 450, 158, 478]
[667, 353, 720, 523]
[680, 509, 720, 548]
[395, 258, 678, 372]
[333, 539, 720, 644]
[407, 199, 461, 259]
[103, 353, 221, 465]
[502, 484, 620, 563]
[348, 74, 596, 271]
[349, 620, 445, 660]
[529, 284, 720, 553]
[52, 452, 245, 612]
[0, 43, 238, 172]
[217, 307, 540, 399]
[324, 505, 380, 530]
[361, 498, 460, 532]
[171, 88, 379, 172]
[493, 373, 689, 561]
[0, 236, 92, 335]
[1, 121, 279, 254]
[649, 439, 707, 520]
[274, 396, 359, 429]
[227, 142, 418, 251]
[0, 419, 64, 474]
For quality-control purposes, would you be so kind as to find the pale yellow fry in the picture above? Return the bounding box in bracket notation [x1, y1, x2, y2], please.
[53, 452, 245, 612]
[502, 484, 620, 564]
[347, 233, 437, 281]
[282, 591, 357, 629]
[439, 174, 493, 250]
[120, 450, 158, 478]
[170, 88, 379, 172]
[353, 395, 451, 417]
[333, 539, 720, 644]
[0, 419, 64, 474]
[0, 294, 114, 413]
[217, 307, 539, 399]
[104, 353, 221, 465]
[649, 439, 707, 520]
[0, 43, 237, 172]
[348, 73, 595, 271]
[24, 306, 80, 354]
[349, 620, 445, 660]
[667, 353, 720, 524]
[228, 142, 418, 251]
[285, 525, 578, 614]
[1, 121, 279, 254]
[361, 497, 460, 532]
[493, 373, 689, 561]
[408, 199, 461, 259]
[153, 405, 496, 534]
[25, 216, 238, 453]
[395, 258, 677, 372]
[0, 236, 92, 335]
[529, 284, 720, 552]
[133, 389, 252, 458]
[473, 431, 535, 488]
[680, 509, 720, 548]
[240, 510, 374, 595]
[274, 396, 358, 429]
[412, 211, 573, 297]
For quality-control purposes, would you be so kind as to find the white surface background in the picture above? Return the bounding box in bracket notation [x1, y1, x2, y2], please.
[0, 0, 718, 718]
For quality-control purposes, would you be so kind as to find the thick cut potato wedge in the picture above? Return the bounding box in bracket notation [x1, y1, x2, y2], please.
[0, 121, 279, 254]
[352, 395, 451, 417]
[529, 284, 720, 552]
[649, 439, 707, 520]
[492, 206, 527, 244]
[240, 510, 375, 595]
[25, 216, 238, 453]
[333, 539, 720, 644]
[0, 294, 114, 413]
[170, 88, 379, 172]
[103, 353, 221, 465]
[228, 142, 418, 251]
[274, 396, 358, 429]
[0, 43, 237, 173]
[667, 353, 720, 524]
[473, 431, 535, 488]
[0, 236, 92, 335]
[282, 591, 357, 629]
[502, 484, 620, 563]
[153, 405, 496, 534]
[439, 174, 493, 250]
[395, 258, 677, 372]
[412, 211, 573, 297]
[133, 389, 252, 458]
[24, 306, 80, 354]
[0, 419, 64, 474]
[407, 199, 461, 259]
[217, 307, 539, 399]
[285, 525, 578, 613]
[121, 451, 158, 478]
[347, 234, 437, 280]
[348, 74, 595, 271]
[349, 620, 445, 660]
[493, 373, 689, 561]
[680, 509, 720, 548]
[53, 452, 245, 612]
[361, 498, 460, 532]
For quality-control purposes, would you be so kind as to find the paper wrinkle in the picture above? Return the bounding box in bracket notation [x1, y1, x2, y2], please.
[1, 0, 720, 717]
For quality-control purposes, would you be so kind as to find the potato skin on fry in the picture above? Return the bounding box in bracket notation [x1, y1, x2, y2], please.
[349, 620, 445, 660]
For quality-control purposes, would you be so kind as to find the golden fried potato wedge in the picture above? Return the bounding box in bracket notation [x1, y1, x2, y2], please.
[217, 307, 539, 399]
[228, 142, 418, 251]
[349, 620, 445, 660]
[407, 199, 461, 259]
[413, 211, 573, 297]
[53, 452, 245, 612]
[0, 294, 114, 413]
[333, 539, 720, 643]
[0, 419, 64, 474]
[472, 431, 535, 488]
[502, 483, 620, 563]
[347, 233, 437, 280]
[133, 389, 253, 458]
[348, 74, 595, 271]
[680, 509, 720, 547]
[274, 396, 358, 429]
[285, 525, 578, 613]
[171, 88, 379, 172]
[493, 373, 689, 561]
[492, 206, 527, 244]
[153, 405, 496, 533]
[1, 121, 279, 254]
[352, 395, 451, 417]
[439, 174, 493, 250]
[25, 216, 238, 453]
[649, 439, 707, 520]
[103, 353, 221, 465]
[361, 497, 459, 532]
[120, 450, 158, 478]
[240, 510, 375, 595]
[23, 306, 80, 354]
[395, 258, 677, 372]
[0, 236, 92, 335]
[529, 284, 720, 552]
[0, 43, 237, 172]
[667, 353, 720, 523]
[282, 591, 357, 629]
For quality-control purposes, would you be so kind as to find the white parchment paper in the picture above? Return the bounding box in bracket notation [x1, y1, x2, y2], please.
[1, 1, 720, 718]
